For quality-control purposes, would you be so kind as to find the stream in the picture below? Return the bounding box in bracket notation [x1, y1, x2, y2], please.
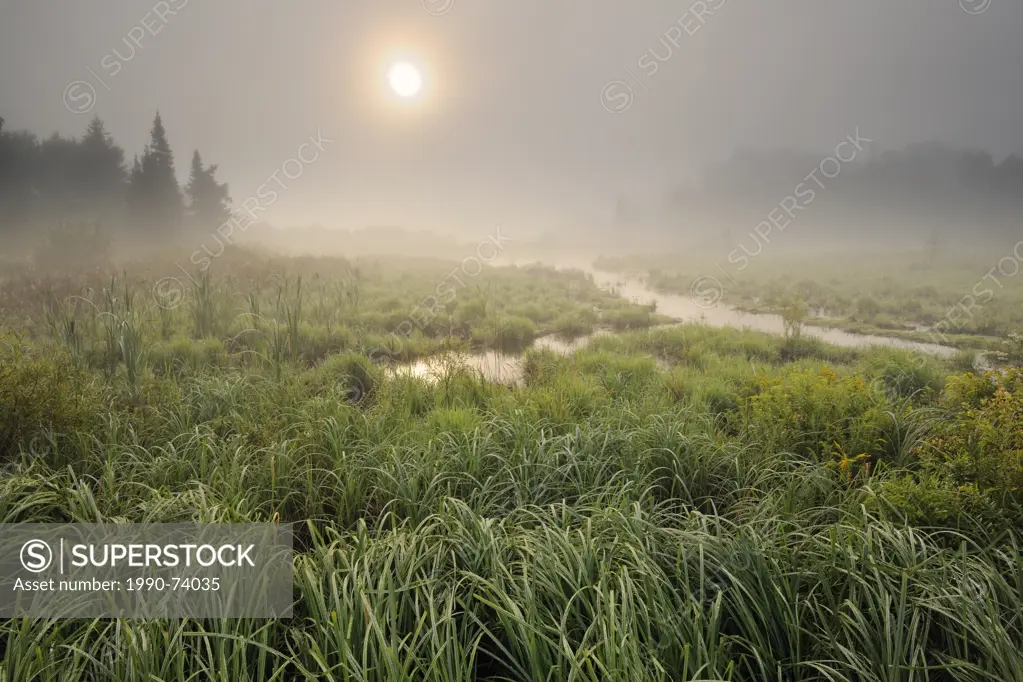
[583, 268, 956, 356]
[391, 258, 957, 384]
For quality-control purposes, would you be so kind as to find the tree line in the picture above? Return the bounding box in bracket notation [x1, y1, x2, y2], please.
[0, 113, 230, 242]
[664, 141, 1023, 242]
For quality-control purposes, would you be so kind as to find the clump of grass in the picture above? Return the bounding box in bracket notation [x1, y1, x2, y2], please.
[115, 305, 147, 403]
[661, 367, 688, 403]
[552, 310, 596, 338]
[42, 292, 87, 369]
[304, 351, 380, 404]
[190, 268, 218, 338]
[487, 315, 535, 352]
[275, 274, 304, 361]
[520, 348, 563, 387]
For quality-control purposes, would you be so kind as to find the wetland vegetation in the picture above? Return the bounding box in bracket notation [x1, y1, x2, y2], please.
[1, 246, 1022, 680]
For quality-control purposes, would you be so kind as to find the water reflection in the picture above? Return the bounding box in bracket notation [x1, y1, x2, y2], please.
[390, 331, 610, 385]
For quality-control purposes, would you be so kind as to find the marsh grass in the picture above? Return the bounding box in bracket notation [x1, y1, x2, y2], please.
[1, 254, 1021, 680]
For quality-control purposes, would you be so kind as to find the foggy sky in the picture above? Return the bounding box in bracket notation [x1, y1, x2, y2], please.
[1, 1, 1021, 237]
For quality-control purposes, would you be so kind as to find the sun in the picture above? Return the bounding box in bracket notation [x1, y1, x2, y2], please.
[388, 62, 423, 98]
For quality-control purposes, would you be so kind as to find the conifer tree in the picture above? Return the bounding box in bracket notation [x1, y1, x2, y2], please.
[77, 117, 126, 222]
[185, 150, 231, 232]
[128, 112, 183, 234]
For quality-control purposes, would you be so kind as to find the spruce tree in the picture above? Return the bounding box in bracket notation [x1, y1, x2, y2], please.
[185, 150, 231, 232]
[130, 112, 184, 235]
[78, 117, 126, 223]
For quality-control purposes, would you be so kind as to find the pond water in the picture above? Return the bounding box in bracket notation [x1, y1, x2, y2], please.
[391, 258, 958, 384]
[390, 331, 611, 385]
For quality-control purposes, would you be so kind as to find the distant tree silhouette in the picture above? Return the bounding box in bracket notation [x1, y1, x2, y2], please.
[185, 150, 231, 232]
[1, 112, 230, 244]
[78, 117, 126, 223]
[37, 132, 81, 222]
[128, 112, 183, 235]
[665, 141, 1023, 243]
[0, 119, 40, 232]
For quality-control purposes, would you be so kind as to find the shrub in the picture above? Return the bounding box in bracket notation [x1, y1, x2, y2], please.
[780, 297, 808, 340]
[876, 369, 1023, 531]
[924, 371, 1023, 502]
[941, 368, 1023, 410]
[0, 342, 98, 460]
[745, 365, 887, 461]
[877, 473, 1010, 532]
